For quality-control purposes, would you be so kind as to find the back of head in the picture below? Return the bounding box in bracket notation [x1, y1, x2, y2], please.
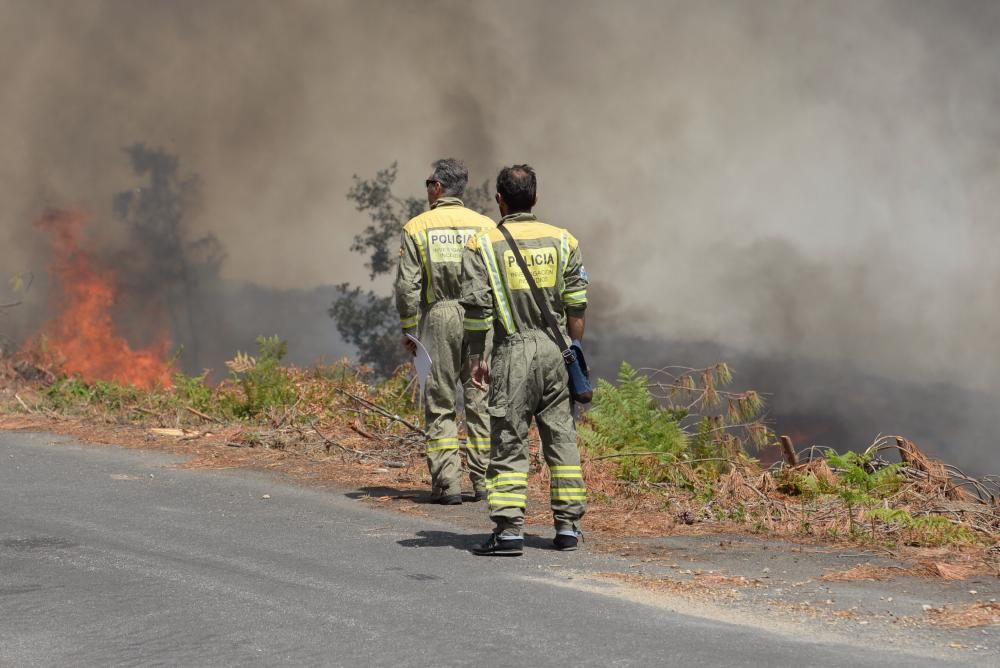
[496, 164, 537, 213]
[431, 158, 469, 197]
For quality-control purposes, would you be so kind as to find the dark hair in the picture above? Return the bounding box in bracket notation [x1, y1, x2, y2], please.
[496, 164, 536, 212]
[430, 158, 468, 197]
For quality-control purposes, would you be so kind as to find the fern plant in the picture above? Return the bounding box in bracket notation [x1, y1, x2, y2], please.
[579, 363, 687, 481]
[867, 507, 974, 546]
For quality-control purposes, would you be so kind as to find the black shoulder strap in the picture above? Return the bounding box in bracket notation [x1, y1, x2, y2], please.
[497, 222, 570, 353]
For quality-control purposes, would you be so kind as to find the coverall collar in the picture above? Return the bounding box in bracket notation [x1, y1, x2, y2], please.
[431, 196, 465, 210]
[499, 211, 537, 225]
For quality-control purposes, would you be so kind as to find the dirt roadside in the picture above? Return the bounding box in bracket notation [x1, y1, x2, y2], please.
[1, 415, 997, 661]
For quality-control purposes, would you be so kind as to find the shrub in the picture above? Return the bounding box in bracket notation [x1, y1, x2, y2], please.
[225, 335, 297, 418]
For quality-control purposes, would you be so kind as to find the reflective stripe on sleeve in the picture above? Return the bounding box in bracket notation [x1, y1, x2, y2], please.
[560, 231, 570, 282]
[400, 314, 420, 329]
[561, 289, 587, 306]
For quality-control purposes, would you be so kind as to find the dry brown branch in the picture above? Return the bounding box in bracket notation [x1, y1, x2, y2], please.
[185, 405, 222, 423]
[349, 418, 383, 443]
[308, 419, 369, 458]
[13, 393, 32, 413]
[335, 388, 428, 437]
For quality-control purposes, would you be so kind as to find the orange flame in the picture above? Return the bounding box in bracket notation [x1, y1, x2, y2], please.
[32, 210, 173, 389]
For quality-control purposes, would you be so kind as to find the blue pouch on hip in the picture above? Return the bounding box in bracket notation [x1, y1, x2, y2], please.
[564, 340, 592, 404]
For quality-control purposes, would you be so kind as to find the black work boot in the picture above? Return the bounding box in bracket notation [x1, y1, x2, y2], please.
[436, 494, 462, 506]
[471, 487, 487, 503]
[472, 532, 523, 556]
[553, 531, 581, 551]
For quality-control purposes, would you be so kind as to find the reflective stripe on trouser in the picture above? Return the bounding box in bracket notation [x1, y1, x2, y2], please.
[485, 329, 585, 537]
[421, 300, 491, 496]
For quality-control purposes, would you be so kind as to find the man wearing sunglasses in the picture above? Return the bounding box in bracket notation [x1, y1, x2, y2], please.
[395, 159, 496, 505]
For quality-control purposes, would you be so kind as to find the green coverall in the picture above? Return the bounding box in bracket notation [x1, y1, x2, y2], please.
[460, 212, 589, 536]
[395, 197, 495, 497]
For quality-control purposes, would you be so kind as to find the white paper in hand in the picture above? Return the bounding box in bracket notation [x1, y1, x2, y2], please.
[405, 333, 433, 396]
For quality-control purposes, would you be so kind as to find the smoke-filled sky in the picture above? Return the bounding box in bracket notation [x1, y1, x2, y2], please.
[2, 1, 1000, 401]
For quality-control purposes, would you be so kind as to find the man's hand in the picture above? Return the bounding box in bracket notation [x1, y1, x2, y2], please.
[402, 335, 417, 356]
[469, 355, 490, 390]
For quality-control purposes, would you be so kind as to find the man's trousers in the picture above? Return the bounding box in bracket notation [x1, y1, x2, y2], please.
[484, 329, 585, 535]
[420, 300, 491, 496]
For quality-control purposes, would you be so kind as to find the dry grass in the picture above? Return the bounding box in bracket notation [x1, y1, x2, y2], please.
[925, 602, 1000, 629]
[820, 564, 909, 582]
[820, 559, 992, 582]
[596, 572, 742, 601]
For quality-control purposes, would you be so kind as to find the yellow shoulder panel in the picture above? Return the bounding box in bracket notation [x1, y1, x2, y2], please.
[405, 206, 495, 234]
[485, 220, 564, 243]
[402, 209, 435, 235]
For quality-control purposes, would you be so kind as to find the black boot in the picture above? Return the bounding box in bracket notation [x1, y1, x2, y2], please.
[472, 532, 523, 556]
[553, 531, 581, 551]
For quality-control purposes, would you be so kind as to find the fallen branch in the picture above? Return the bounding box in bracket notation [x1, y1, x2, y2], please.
[350, 419, 384, 443]
[185, 405, 222, 423]
[13, 393, 32, 413]
[309, 419, 370, 458]
[335, 388, 428, 438]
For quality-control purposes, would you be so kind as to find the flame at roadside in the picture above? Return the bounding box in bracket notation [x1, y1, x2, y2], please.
[28, 210, 173, 389]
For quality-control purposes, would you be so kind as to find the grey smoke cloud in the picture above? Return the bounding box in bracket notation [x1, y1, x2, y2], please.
[1, 1, 999, 466]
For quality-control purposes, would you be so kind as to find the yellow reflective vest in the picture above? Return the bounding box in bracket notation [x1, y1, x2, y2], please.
[395, 197, 496, 331]
[460, 212, 588, 346]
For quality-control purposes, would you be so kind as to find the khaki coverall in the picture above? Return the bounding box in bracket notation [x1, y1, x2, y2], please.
[395, 197, 495, 497]
[460, 213, 589, 536]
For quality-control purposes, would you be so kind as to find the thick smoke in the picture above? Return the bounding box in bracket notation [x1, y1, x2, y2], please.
[1, 1, 999, 469]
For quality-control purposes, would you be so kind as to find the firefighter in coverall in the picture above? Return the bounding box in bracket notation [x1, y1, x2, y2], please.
[395, 159, 495, 505]
[460, 164, 589, 555]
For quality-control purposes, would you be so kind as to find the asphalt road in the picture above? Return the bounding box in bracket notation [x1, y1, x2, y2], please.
[0, 432, 972, 667]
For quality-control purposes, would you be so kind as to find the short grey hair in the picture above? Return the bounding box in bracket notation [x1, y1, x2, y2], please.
[430, 158, 468, 197]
